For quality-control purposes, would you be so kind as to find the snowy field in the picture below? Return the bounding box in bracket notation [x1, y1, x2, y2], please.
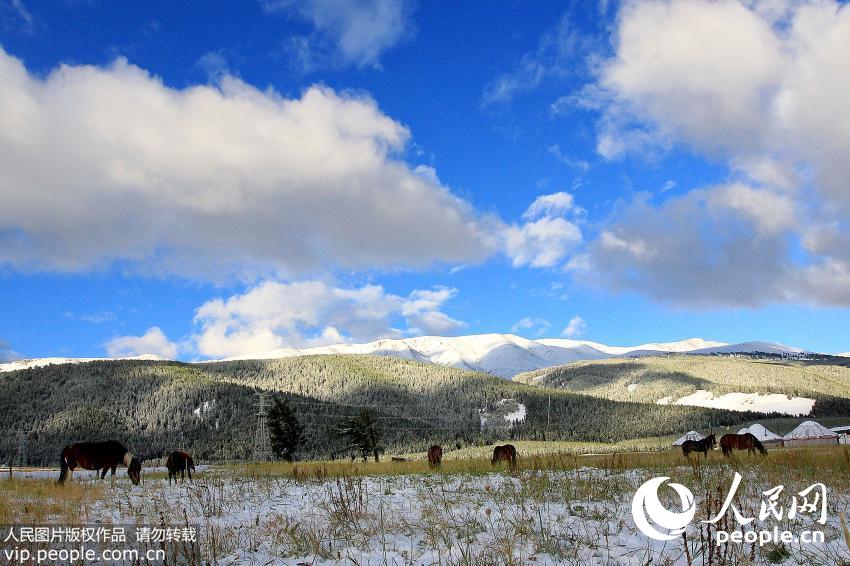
[3, 449, 849, 565]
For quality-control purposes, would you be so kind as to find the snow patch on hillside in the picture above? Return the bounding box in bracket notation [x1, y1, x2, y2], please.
[660, 390, 815, 416]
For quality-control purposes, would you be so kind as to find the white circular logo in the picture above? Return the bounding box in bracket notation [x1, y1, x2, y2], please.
[632, 476, 696, 541]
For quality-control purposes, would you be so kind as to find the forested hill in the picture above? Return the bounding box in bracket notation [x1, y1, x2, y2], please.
[514, 355, 850, 415]
[2, 355, 763, 465]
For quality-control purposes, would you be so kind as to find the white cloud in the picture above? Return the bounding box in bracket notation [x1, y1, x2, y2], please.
[0, 339, 21, 362]
[0, 48, 493, 279]
[522, 191, 577, 220]
[503, 192, 583, 269]
[582, 184, 800, 307]
[579, 0, 850, 307]
[80, 311, 117, 324]
[482, 14, 582, 106]
[561, 315, 586, 338]
[511, 317, 550, 337]
[191, 280, 464, 358]
[263, 0, 413, 68]
[1, 0, 33, 34]
[105, 327, 178, 359]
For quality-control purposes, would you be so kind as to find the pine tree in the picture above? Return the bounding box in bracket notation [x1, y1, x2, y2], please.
[337, 409, 384, 462]
[268, 397, 305, 461]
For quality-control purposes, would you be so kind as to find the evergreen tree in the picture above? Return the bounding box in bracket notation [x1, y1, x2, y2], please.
[337, 409, 384, 462]
[268, 397, 305, 461]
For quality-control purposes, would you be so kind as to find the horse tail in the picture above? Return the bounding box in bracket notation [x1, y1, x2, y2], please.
[58, 448, 69, 484]
[751, 435, 767, 455]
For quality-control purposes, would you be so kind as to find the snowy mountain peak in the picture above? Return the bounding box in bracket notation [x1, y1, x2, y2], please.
[219, 334, 807, 378]
[2, 335, 808, 377]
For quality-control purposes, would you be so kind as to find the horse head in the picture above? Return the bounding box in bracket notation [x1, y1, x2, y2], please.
[187, 456, 196, 473]
[708, 433, 717, 448]
[128, 457, 142, 485]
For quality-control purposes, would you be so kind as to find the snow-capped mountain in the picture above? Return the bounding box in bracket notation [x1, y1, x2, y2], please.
[2, 335, 809, 378]
[221, 334, 808, 378]
[0, 354, 171, 373]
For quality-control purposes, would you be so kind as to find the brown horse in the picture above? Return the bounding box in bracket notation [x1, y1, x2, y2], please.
[165, 451, 195, 484]
[59, 440, 141, 485]
[720, 433, 767, 457]
[427, 445, 443, 469]
[491, 444, 517, 468]
[682, 434, 717, 459]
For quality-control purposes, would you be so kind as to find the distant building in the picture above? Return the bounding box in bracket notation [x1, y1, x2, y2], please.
[672, 431, 704, 446]
[738, 423, 783, 447]
[783, 420, 839, 448]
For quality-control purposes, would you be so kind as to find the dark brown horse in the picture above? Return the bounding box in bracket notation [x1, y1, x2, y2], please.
[720, 433, 767, 457]
[682, 434, 717, 459]
[59, 441, 141, 485]
[427, 445, 443, 469]
[491, 444, 517, 468]
[165, 451, 195, 484]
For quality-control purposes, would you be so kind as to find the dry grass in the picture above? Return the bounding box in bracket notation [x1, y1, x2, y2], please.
[2, 444, 848, 564]
[0, 476, 103, 523]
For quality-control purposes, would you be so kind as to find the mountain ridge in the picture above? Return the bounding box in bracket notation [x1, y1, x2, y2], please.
[219, 334, 808, 377]
[0, 334, 812, 377]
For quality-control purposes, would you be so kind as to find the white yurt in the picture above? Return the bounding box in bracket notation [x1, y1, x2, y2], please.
[783, 420, 839, 448]
[673, 431, 705, 446]
[831, 425, 850, 445]
[738, 423, 784, 446]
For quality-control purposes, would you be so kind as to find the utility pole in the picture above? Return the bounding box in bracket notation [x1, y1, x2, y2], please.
[8, 431, 27, 478]
[16, 431, 27, 468]
[252, 392, 272, 462]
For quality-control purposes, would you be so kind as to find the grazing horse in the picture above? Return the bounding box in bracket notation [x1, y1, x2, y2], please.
[720, 433, 767, 457]
[59, 441, 141, 485]
[165, 451, 195, 484]
[427, 445, 443, 469]
[682, 434, 717, 459]
[491, 444, 517, 468]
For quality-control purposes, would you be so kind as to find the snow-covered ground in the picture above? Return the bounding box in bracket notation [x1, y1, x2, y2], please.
[72, 467, 850, 564]
[4, 462, 848, 565]
[658, 390, 815, 416]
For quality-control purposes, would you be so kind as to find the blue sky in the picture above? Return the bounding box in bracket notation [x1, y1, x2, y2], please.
[1, 0, 849, 360]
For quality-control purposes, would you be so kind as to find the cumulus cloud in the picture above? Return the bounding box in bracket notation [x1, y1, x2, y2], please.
[0, 48, 492, 279]
[105, 327, 178, 359]
[191, 280, 464, 358]
[581, 185, 798, 307]
[561, 315, 586, 338]
[579, 0, 850, 307]
[504, 192, 582, 268]
[263, 0, 413, 68]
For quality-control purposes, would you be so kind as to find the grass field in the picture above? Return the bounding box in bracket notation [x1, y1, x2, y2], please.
[2, 443, 849, 565]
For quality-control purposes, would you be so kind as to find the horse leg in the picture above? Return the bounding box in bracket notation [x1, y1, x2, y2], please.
[111, 466, 116, 476]
[188, 467, 192, 483]
[100, 467, 108, 480]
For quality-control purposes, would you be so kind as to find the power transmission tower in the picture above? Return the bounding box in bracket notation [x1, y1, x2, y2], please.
[252, 392, 272, 461]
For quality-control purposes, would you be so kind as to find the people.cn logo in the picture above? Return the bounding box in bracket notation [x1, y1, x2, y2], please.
[632, 476, 697, 541]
